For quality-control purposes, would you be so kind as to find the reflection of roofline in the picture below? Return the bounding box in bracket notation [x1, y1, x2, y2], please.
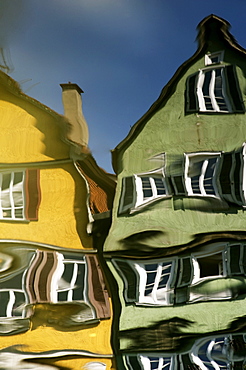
[0, 70, 66, 122]
[77, 154, 116, 189]
[103, 231, 246, 259]
[111, 14, 246, 173]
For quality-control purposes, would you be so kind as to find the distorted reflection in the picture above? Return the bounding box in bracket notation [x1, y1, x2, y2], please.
[101, 15, 246, 370]
[0, 244, 110, 335]
[0, 346, 109, 369]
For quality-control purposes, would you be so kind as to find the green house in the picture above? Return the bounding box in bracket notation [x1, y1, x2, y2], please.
[103, 15, 246, 369]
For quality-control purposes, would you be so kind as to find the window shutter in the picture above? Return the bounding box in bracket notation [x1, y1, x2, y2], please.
[25, 169, 41, 221]
[234, 151, 242, 203]
[113, 260, 138, 302]
[219, 150, 244, 206]
[119, 176, 135, 214]
[219, 152, 233, 198]
[224, 65, 245, 113]
[185, 72, 199, 113]
[228, 244, 246, 275]
[176, 257, 193, 287]
[171, 175, 186, 195]
[86, 255, 111, 319]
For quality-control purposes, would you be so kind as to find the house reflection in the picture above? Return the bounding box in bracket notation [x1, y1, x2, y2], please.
[0, 244, 110, 336]
[102, 15, 246, 370]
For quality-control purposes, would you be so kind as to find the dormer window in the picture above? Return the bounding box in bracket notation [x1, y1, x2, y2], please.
[205, 51, 224, 65]
[186, 65, 244, 114]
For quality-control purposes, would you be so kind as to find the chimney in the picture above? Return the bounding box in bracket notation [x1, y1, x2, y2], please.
[60, 83, 89, 148]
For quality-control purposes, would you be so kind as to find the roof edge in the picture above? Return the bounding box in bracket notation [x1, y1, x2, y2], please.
[111, 14, 246, 173]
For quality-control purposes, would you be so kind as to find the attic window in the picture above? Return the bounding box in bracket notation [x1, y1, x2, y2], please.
[205, 51, 224, 65]
[186, 65, 245, 114]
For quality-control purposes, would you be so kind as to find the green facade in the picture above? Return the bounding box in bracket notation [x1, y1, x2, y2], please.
[103, 15, 246, 368]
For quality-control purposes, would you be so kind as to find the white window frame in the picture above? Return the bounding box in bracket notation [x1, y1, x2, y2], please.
[241, 143, 246, 206]
[51, 253, 89, 304]
[205, 51, 224, 65]
[197, 66, 232, 112]
[133, 258, 177, 306]
[191, 250, 226, 285]
[184, 152, 221, 198]
[0, 171, 26, 220]
[134, 168, 169, 209]
[139, 355, 173, 370]
[0, 289, 29, 318]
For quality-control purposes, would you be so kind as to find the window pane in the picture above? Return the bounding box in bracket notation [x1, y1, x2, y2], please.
[141, 178, 153, 199]
[1, 189, 11, 208]
[12, 291, 26, 317]
[158, 263, 172, 289]
[13, 192, 23, 207]
[60, 263, 74, 287]
[203, 157, 217, 195]
[214, 69, 228, 111]
[149, 357, 160, 370]
[197, 253, 223, 278]
[202, 70, 213, 110]
[0, 291, 9, 317]
[2, 209, 11, 218]
[57, 291, 68, 302]
[14, 208, 24, 219]
[13, 172, 23, 185]
[2, 174, 11, 190]
[0, 172, 25, 220]
[153, 178, 166, 195]
[144, 263, 158, 295]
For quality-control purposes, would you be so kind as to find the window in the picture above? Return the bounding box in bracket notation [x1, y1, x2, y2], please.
[192, 334, 246, 369]
[24, 249, 110, 320]
[119, 168, 170, 214]
[0, 171, 25, 220]
[125, 334, 246, 370]
[205, 51, 224, 65]
[192, 251, 224, 284]
[226, 243, 246, 276]
[139, 356, 173, 370]
[197, 67, 231, 112]
[113, 258, 176, 306]
[0, 290, 28, 318]
[186, 65, 244, 113]
[219, 144, 246, 207]
[125, 355, 173, 370]
[136, 260, 176, 305]
[55, 254, 87, 303]
[184, 152, 221, 197]
[135, 173, 168, 208]
[114, 242, 246, 306]
[0, 169, 40, 221]
[26, 251, 89, 304]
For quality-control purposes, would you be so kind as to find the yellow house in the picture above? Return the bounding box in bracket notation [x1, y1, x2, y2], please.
[0, 72, 114, 369]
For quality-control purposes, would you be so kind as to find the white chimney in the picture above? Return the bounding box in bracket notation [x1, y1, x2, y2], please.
[60, 83, 89, 148]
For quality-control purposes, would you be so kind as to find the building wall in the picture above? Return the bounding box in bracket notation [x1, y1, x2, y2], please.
[105, 36, 246, 252]
[0, 72, 114, 369]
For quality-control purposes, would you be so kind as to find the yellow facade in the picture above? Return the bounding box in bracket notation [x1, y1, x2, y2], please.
[0, 71, 113, 369]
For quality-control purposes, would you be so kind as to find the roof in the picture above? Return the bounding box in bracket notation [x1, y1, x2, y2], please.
[76, 154, 116, 215]
[111, 14, 246, 173]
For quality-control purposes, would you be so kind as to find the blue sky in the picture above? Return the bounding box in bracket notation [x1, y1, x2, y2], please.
[1, 0, 246, 172]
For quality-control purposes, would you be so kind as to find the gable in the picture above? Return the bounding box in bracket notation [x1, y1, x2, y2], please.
[0, 73, 71, 163]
